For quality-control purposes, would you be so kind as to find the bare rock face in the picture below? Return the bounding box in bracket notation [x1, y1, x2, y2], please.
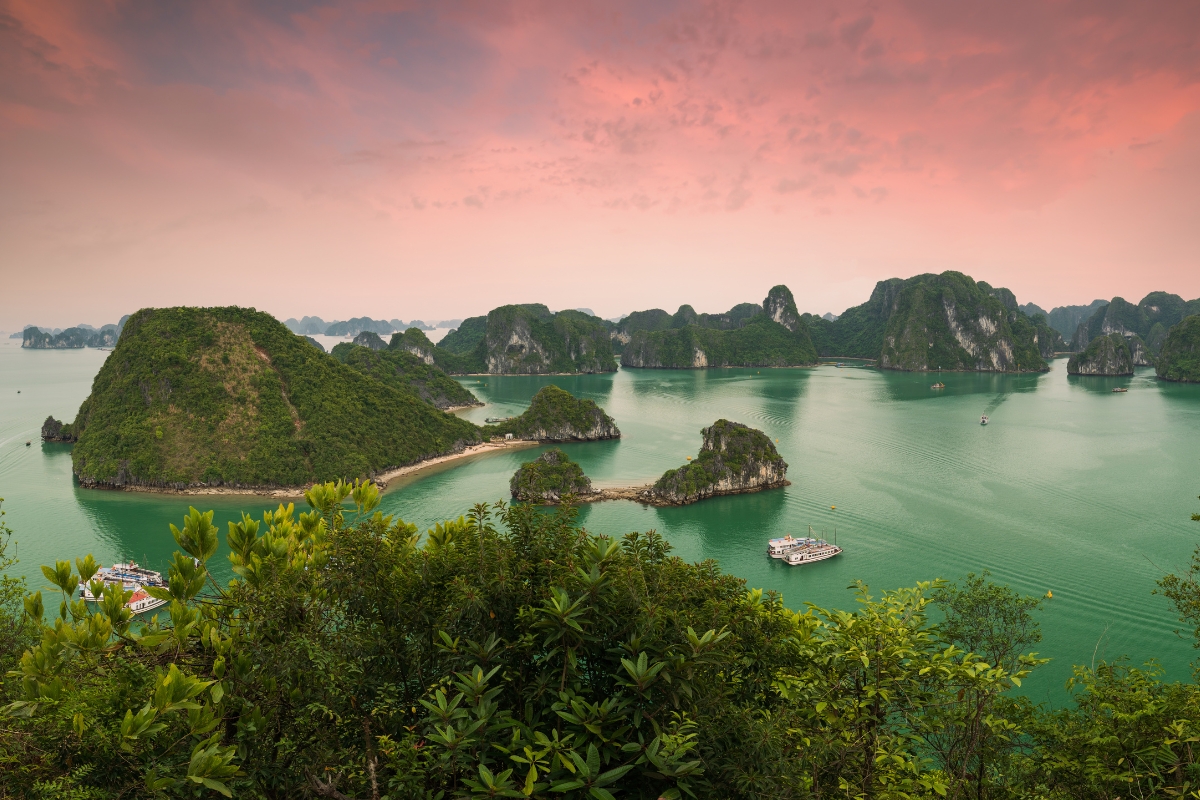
[1127, 334, 1154, 367]
[644, 420, 787, 505]
[763, 285, 803, 332]
[1067, 333, 1134, 376]
[41, 416, 75, 442]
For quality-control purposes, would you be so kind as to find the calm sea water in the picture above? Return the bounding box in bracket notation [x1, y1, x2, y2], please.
[2, 338, 1198, 703]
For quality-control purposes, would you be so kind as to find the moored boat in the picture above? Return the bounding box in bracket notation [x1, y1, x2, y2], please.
[81, 561, 168, 614]
[783, 539, 842, 565]
[931, 382, 945, 389]
[1113, 387, 1128, 393]
[767, 535, 816, 558]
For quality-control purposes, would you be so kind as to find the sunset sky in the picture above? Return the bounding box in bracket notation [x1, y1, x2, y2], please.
[2, 0, 1199, 331]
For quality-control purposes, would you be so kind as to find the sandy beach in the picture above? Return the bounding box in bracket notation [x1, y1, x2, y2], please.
[108, 439, 541, 499]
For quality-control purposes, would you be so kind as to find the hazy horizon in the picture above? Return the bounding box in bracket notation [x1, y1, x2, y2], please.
[3, 1, 1199, 331]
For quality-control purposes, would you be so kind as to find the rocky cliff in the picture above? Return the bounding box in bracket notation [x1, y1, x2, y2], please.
[1067, 333, 1134, 376]
[417, 307, 615, 374]
[1071, 292, 1200, 353]
[620, 287, 816, 368]
[643, 420, 787, 505]
[877, 272, 1047, 372]
[491, 385, 620, 441]
[509, 448, 595, 503]
[1155, 315, 1200, 383]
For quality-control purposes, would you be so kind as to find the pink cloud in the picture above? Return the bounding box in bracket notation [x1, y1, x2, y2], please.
[1, 0, 1199, 327]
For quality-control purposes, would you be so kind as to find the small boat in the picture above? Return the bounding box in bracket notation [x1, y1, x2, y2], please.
[1113, 387, 1128, 393]
[784, 538, 842, 566]
[980, 415, 989, 425]
[931, 382, 945, 389]
[484, 417, 514, 424]
[81, 561, 168, 614]
[836, 362, 845, 368]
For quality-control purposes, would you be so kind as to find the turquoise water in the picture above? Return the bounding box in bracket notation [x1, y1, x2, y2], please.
[2, 338, 1199, 704]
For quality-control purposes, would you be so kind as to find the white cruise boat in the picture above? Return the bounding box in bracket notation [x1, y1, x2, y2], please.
[80, 561, 168, 614]
[767, 535, 814, 558]
[783, 539, 842, 566]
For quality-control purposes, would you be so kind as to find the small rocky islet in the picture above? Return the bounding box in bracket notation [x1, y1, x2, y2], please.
[508, 419, 788, 507]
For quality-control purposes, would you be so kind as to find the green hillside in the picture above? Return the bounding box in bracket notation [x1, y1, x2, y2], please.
[803, 272, 1046, 371]
[1070, 292, 1200, 352]
[65, 307, 481, 489]
[342, 346, 479, 409]
[1156, 315, 1200, 382]
[398, 306, 616, 374]
[620, 287, 817, 368]
[879, 273, 1046, 371]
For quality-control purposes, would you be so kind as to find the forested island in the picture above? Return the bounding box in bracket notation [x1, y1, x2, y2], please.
[618, 286, 818, 368]
[509, 447, 595, 502]
[48, 307, 619, 492]
[643, 419, 788, 504]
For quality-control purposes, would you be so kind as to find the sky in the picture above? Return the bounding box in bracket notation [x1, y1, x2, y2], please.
[2, 0, 1199, 330]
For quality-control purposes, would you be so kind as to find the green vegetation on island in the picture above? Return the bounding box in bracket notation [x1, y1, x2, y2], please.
[620, 287, 817, 368]
[1155, 314, 1200, 382]
[342, 346, 480, 410]
[1070, 292, 1200, 353]
[9, 489, 1200, 796]
[491, 385, 620, 441]
[1020, 299, 1108, 341]
[402, 306, 615, 374]
[648, 419, 787, 504]
[802, 272, 1048, 371]
[1067, 333, 1134, 376]
[63, 307, 481, 489]
[509, 447, 594, 502]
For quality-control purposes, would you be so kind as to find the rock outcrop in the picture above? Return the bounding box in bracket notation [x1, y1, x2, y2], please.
[1067, 333, 1134, 376]
[1155, 315, 1200, 383]
[1127, 334, 1154, 367]
[41, 416, 75, 442]
[641, 420, 787, 505]
[509, 448, 595, 503]
[342, 346, 480, 410]
[1071, 292, 1200, 353]
[491, 385, 619, 441]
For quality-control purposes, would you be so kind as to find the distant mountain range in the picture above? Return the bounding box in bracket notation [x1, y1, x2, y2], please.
[20, 316, 130, 348]
[284, 316, 462, 336]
